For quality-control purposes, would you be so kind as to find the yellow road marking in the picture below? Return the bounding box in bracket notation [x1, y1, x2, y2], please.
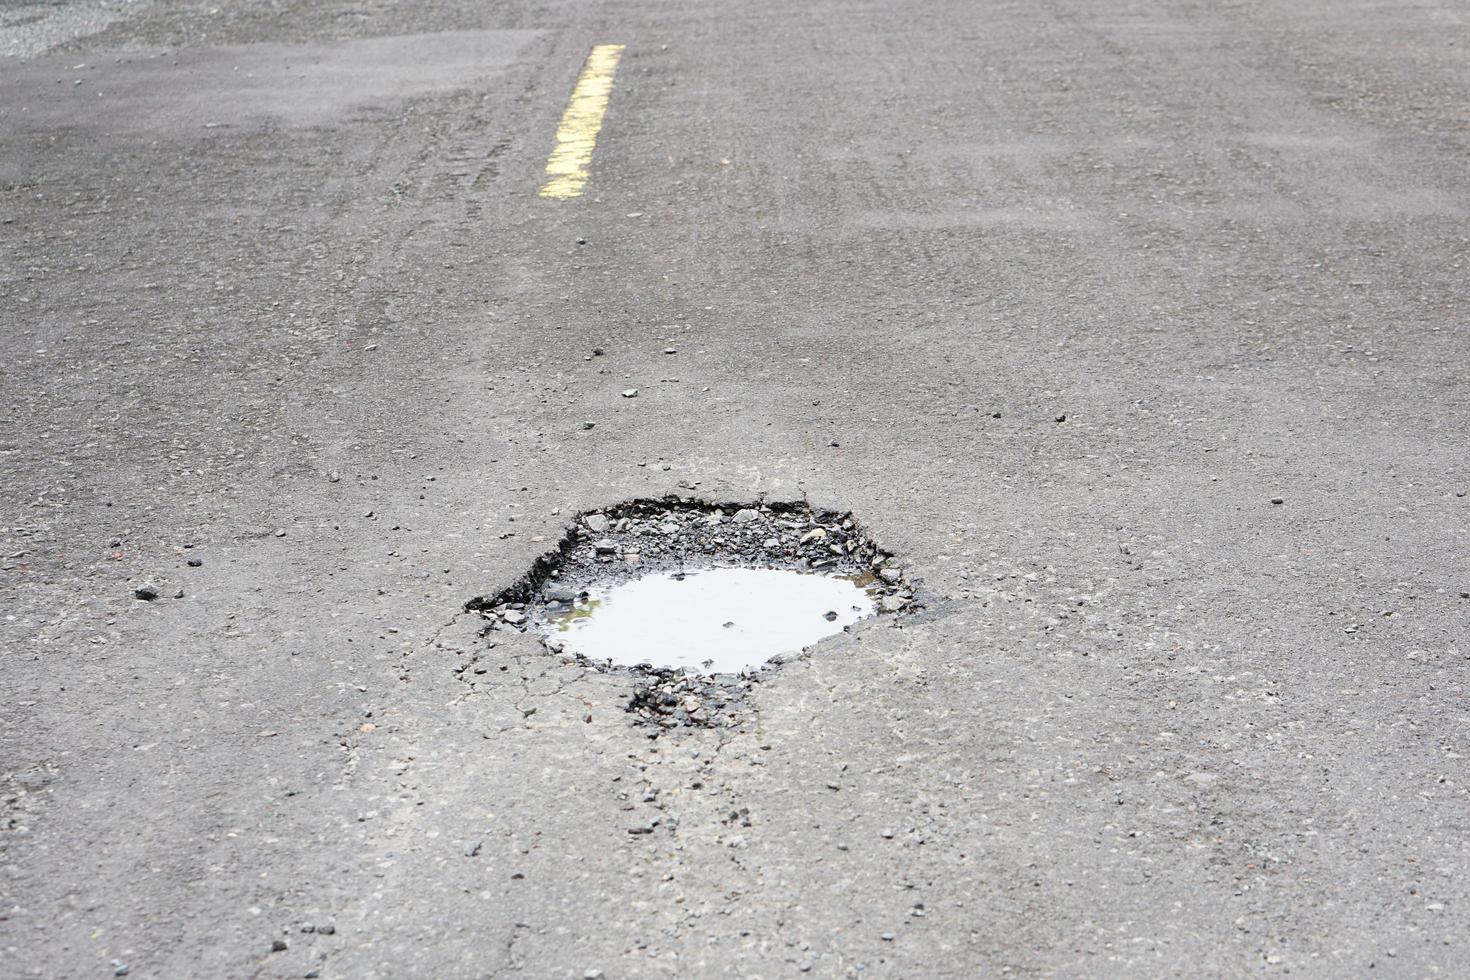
[539, 44, 625, 200]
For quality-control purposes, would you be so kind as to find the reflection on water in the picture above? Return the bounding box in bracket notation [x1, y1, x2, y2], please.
[542, 567, 876, 673]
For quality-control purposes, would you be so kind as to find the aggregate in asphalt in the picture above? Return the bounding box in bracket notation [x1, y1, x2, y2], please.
[2, 0, 1468, 977]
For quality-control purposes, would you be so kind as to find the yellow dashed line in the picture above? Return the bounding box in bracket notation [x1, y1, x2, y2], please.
[539, 44, 626, 200]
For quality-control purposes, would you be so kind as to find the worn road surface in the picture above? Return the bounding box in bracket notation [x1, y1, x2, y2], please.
[3, 0, 1468, 976]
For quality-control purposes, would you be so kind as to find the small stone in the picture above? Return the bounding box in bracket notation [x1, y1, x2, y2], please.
[581, 421, 595, 430]
[880, 595, 910, 613]
[317, 924, 335, 935]
[300, 923, 316, 933]
[328, 471, 341, 482]
[879, 568, 903, 584]
[621, 388, 638, 398]
[732, 509, 760, 524]
[133, 583, 158, 601]
[186, 558, 202, 567]
[1270, 497, 1284, 505]
[594, 539, 618, 556]
[823, 610, 838, 621]
[546, 585, 579, 603]
[172, 588, 185, 599]
[113, 967, 129, 978]
[274, 528, 287, 537]
[465, 840, 482, 857]
[1055, 414, 1067, 422]
[584, 513, 609, 533]
[271, 939, 288, 952]
[501, 610, 526, 626]
[592, 346, 605, 356]
[762, 537, 779, 548]
[800, 528, 827, 544]
[584, 971, 604, 980]
[663, 347, 677, 354]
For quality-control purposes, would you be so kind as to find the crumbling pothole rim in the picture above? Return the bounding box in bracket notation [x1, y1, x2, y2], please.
[463, 495, 923, 732]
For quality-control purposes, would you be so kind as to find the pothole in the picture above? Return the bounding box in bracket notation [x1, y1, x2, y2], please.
[466, 496, 919, 731]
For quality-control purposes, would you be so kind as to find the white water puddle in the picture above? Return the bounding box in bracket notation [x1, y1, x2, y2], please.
[541, 567, 877, 673]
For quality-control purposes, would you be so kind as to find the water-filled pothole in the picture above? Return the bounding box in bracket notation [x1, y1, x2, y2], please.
[469, 497, 917, 674]
[542, 566, 877, 673]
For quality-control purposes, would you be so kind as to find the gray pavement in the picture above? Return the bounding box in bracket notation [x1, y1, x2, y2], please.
[2, 0, 1468, 976]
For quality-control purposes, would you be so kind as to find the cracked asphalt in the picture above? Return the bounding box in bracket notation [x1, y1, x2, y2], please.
[2, 0, 1468, 976]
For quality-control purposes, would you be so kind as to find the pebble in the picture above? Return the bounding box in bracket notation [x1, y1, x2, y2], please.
[186, 558, 202, 567]
[501, 611, 526, 626]
[1271, 497, 1284, 505]
[584, 513, 609, 533]
[594, 539, 618, 556]
[465, 840, 482, 857]
[133, 583, 158, 601]
[621, 388, 638, 398]
[581, 421, 595, 430]
[880, 595, 910, 613]
[732, 509, 760, 523]
[879, 568, 903, 584]
[271, 939, 288, 952]
[274, 528, 287, 537]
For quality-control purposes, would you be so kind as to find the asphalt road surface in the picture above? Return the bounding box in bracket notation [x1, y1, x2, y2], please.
[3, 0, 1468, 977]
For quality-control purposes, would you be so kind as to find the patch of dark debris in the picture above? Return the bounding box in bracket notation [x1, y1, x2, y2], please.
[464, 495, 922, 734]
[625, 668, 757, 733]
